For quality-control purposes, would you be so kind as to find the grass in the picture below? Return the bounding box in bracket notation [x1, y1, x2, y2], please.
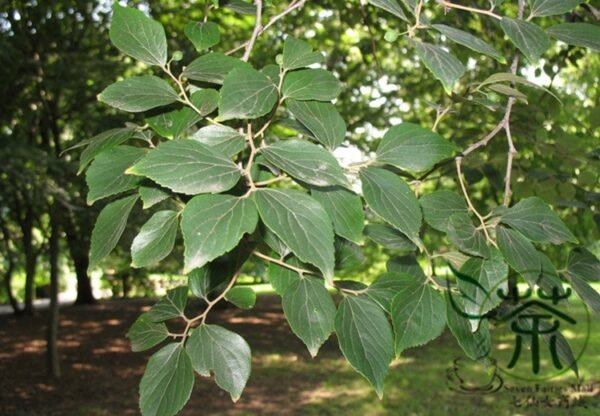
[246, 288, 599, 416]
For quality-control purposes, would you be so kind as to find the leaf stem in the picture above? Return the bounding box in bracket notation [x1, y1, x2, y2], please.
[455, 157, 497, 247]
[255, 175, 288, 186]
[242, 0, 263, 61]
[242, 123, 258, 195]
[432, 104, 452, 131]
[226, 0, 307, 56]
[162, 63, 225, 127]
[252, 250, 316, 276]
[437, 0, 502, 20]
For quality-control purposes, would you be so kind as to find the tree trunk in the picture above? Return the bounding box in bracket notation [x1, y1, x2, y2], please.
[23, 229, 37, 316]
[47, 208, 61, 379]
[3, 259, 21, 316]
[63, 214, 95, 305]
[0, 222, 22, 316]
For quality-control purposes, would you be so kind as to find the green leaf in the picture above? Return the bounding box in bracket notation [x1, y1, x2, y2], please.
[225, 286, 256, 309]
[360, 167, 422, 246]
[364, 224, 416, 252]
[268, 256, 303, 295]
[109, 4, 167, 66]
[98, 76, 178, 113]
[254, 189, 335, 283]
[146, 108, 200, 140]
[128, 139, 242, 195]
[86, 146, 146, 204]
[131, 210, 178, 268]
[420, 190, 468, 232]
[368, 0, 409, 22]
[439, 251, 471, 270]
[263, 228, 291, 258]
[568, 274, 600, 313]
[335, 239, 365, 270]
[567, 248, 600, 282]
[486, 84, 528, 103]
[546, 23, 600, 52]
[311, 187, 364, 243]
[282, 276, 336, 357]
[447, 212, 490, 258]
[282, 36, 324, 70]
[89, 194, 138, 270]
[456, 250, 508, 330]
[127, 313, 168, 352]
[282, 69, 341, 101]
[500, 18, 551, 63]
[218, 66, 278, 121]
[223, 0, 256, 14]
[335, 295, 394, 398]
[391, 277, 446, 354]
[77, 128, 135, 174]
[181, 194, 258, 271]
[414, 41, 465, 93]
[261, 140, 349, 188]
[148, 286, 188, 322]
[192, 125, 246, 157]
[376, 123, 457, 173]
[477, 72, 559, 102]
[286, 99, 346, 149]
[183, 52, 252, 84]
[446, 294, 491, 360]
[139, 344, 194, 416]
[188, 267, 211, 300]
[366, 272, 409, 313]
[496, 225, 541, 286]
[186, 324, 251, 402]
[189, 88, 220, 116]
[139, 186, 170, 209]
[432, 24, 505, 62]
[387, 255, 426, 283]
[538, 253, 566, 295]
[529, 0, 584, 18]
[184, 21, 220, 50]
[500, 197, 577, 244]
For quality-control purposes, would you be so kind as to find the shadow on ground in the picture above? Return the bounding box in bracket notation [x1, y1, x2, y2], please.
[0, 294, 598, 415]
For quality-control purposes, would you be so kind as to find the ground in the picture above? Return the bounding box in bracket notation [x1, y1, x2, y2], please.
[1, 293, 598, 415]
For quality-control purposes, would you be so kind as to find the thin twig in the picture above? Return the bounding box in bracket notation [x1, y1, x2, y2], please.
[227, 0, 306, 56]
[255, 175, 288, 186]
[455, 157, 497, 247]
[242, 123, 257, 196]
[502, 0, 525, 206]
[461, 119, 506, 157]
[163, 63, 224, 127]
[242, 0, 263, 61]
[253, 251, 316, 276]
[432, 105, 452, 131]
[189, 271, 241, 326]
[438, 0, 502, 20]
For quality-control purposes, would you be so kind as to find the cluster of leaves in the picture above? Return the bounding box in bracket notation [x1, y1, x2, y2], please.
[75, 2, 600, 415]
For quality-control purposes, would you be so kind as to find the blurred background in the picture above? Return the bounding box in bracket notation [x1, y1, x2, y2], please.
[0, 0, 599, 415]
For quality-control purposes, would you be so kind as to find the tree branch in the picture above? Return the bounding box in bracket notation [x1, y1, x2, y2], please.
[252, 251, 317, 276]
[242, 0, 263, 61]
[226, 0, 307, 56]
[437, 0, 502, 20]
[455, 158, 497, 247]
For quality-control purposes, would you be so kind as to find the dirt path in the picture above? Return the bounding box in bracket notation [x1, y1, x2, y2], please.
[0, 295, 346, 416]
